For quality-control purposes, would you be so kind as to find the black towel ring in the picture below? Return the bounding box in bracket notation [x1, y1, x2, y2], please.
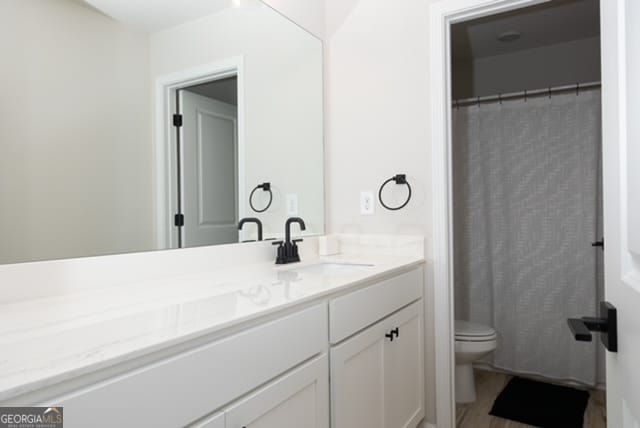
[378, 174, 412, 211]
[249, 182, 273, 213]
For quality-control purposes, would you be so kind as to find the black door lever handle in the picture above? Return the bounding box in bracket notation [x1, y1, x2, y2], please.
[567, 302, 617, 352]
[567, 318, 595, 342]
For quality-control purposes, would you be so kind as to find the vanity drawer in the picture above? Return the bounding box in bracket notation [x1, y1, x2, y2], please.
[329, 266, 423, 344]
[57, 303, 328, 428]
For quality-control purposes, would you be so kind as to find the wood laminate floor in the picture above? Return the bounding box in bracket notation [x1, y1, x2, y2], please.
[456, 369, 606, 428]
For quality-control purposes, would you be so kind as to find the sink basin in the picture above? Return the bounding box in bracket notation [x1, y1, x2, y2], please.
[290, 262, 374, 276]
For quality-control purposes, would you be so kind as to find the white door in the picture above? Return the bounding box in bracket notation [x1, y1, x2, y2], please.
[225, 354, 329, 428]
[383, 302, 424, 428]
[602, 0, 640, 426]
[180, 90, 238, 247]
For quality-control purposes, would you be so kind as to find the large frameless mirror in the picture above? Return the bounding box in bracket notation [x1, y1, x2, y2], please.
[0, 0, 324, 265]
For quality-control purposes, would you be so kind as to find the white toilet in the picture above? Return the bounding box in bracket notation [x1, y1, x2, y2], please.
[454, 320, 497, 403]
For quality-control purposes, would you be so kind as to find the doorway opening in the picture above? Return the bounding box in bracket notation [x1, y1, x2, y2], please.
[175, 76, 240, 249]
[154, 57, 245, 250]
[449, 0, 605, 426]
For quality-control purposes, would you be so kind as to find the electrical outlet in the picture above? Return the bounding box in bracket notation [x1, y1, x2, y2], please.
[286, 193, 299, 216]
[360, 191, 375, 215]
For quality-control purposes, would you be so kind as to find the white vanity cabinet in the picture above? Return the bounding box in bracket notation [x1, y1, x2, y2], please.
[192, 355, 328, 428]
[19, 265, 424, 428]
[224, 354, 329, 428]
[191, 412, 225, 428]
[329, 267, 424, 428]
[56, 304, 328, 428]
[331, 301, 424, 428]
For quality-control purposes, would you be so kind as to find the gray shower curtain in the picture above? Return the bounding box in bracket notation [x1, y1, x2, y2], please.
[453, 89, 603, 386]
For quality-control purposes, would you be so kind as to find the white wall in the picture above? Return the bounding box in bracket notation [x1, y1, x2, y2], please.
[0, 0, 152, 264]
[150, 3, 324, 240]
[263, 0, 325, 39]
[453, 37, 601, 99]
[323, 0, 437, 423]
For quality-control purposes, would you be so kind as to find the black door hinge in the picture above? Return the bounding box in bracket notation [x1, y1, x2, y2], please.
[173, 114, 183, 127]
[174, 214, 184, 227]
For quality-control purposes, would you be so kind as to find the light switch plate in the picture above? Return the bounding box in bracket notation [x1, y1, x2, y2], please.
[286, 193, 299, 216]
[360, 191, 375, 215]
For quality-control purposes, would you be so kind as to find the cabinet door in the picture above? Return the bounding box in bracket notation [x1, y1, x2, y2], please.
[330, 300, 424, 428]
[225, 354, 329, 428]
[330, 318, 387, 428]
[383, 301, 424, 428]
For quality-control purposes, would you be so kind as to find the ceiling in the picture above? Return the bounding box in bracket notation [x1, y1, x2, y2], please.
[452, 0, 600, 62]
[82, 0, 259, 33]
[187, 77, 238, 106]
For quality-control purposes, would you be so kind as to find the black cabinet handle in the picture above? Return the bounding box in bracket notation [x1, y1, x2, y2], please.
[385, 332, 394, 342]
[392, 327, 399, 338]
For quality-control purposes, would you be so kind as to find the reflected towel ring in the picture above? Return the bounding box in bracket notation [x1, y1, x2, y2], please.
[249, 182, 273, 213]
[378, 174, 412, 211]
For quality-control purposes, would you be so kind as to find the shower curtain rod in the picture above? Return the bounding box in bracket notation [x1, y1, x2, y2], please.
[453, 81, 601, 107]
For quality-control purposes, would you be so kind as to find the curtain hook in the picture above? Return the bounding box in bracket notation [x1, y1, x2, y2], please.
[499, 93, 502, 105]
[548, 86, 552, 98]
[576, 82, 580, 96]
[477, 96, 480, 107]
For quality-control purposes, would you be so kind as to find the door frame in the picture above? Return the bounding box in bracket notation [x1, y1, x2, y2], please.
[427, 0, 593, 426]
[154, 57, 246, 249]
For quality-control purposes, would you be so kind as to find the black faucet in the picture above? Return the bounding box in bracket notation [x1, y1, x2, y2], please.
[238, 217, 263, 241]
[272, 217, 306, 264]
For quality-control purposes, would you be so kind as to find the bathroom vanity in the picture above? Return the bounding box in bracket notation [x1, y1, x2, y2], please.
[0, 238, 425, 428]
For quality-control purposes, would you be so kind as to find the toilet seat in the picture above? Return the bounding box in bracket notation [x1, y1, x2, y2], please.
[455, 320, 497, 342]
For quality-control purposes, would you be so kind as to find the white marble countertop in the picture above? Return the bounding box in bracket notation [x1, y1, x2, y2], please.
[0, 252, 423, 402]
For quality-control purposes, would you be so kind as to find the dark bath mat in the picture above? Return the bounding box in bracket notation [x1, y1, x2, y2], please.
[489, 376, 590, 428]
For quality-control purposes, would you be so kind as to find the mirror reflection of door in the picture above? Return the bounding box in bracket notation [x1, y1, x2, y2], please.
[178, 77, 239, 247]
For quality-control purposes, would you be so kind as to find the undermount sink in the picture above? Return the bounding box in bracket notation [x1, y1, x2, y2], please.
[290, 262, 374, 276]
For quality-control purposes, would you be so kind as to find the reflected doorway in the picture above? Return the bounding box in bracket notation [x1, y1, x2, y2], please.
[175, 77, 239, 248]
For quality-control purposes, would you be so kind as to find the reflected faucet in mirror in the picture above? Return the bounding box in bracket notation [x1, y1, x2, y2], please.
[272, 217, 306, 264]
[238, 218, 263, 242]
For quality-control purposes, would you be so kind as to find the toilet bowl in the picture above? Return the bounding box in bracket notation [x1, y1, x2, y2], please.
[454, 320, 497, 403]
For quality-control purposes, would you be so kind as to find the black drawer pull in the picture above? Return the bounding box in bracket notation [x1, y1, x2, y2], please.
[385, 332, 394, 342]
